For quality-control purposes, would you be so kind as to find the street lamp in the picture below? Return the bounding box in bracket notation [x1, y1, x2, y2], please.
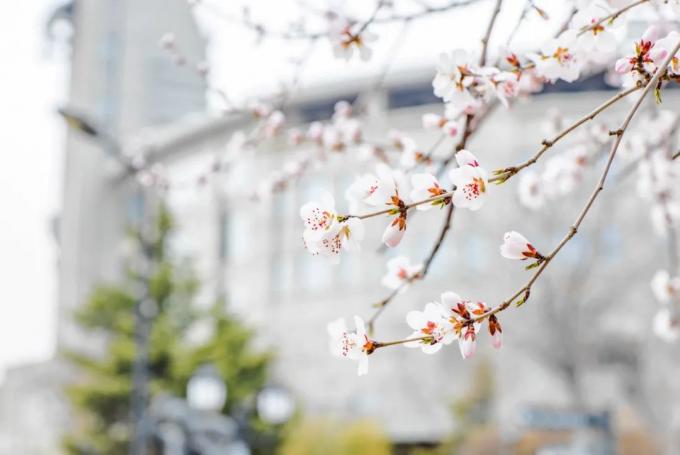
[256, 385, 295, 425]
[187, 364, 227, 413]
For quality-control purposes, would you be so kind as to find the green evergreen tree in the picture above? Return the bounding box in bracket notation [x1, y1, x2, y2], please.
[63, 204, 278, 454]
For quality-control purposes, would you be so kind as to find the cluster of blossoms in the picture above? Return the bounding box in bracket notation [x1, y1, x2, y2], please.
[288, 101, 363, 152]
[429, 1, 629, 129]
[651, 270, 680, 342]
[300, 193, 364, 264]
[294, 0, 680, 377]
[327, 292, 501, 376]
[525, 0, 623, 84]
[300, 149, 489, 261]
[432, 49, 521, 118]
[615, 27, 680, 87]
[328, 231, 542, 375]
[327, 14, 377, 61]
[253, 155, 313, 201]
[404, 292, 501, 359]
[620, 109, 680, 235]
[252, 104, 286, 138]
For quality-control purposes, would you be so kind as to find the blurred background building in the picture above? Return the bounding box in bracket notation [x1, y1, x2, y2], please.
[0, 0, 205, 452]
[0, 0, 677, 453]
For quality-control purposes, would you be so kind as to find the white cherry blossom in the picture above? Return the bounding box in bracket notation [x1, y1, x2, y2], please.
[300, 193, 364, 263]
[381, 256, 423, 290]
[570, 1, 618, 62]
[404, 302, 456, 354]
[518, 171, 545, 210]
[653, 309, 680, 343]
[432, 50, 477, 107]
[651, 270, 680, 304]
[441, 292, 487, 359]
[529, 32, 581, 83]
[327, 316, 374, 375]
[449, 150, 488, 211]
[410, 173, 450, 211]
[500, 231, 542, 260]
[328, 19, 377, 62]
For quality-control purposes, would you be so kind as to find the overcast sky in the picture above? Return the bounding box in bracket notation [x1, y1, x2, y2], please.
[0, 0, 577, 378]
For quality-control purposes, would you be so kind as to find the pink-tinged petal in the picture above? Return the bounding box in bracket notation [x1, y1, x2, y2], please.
[455, 149, 480, 167]
[642, 25, 662, 43]
[614, 58, 633, 74]
[500, 231, 533, 260]
[382, 222, 406, 248]
[459, 337, 476, 359]
[491, 331, 503, 349]
[442, 120, 460, 137]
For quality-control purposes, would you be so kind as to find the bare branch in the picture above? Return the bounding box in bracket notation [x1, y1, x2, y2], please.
[490, 85, 642, 183]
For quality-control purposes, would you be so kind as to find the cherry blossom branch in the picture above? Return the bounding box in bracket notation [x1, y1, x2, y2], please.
[479, 0, 503, 66]
[577, 0, 650, 36]
[340, 191, 453, 221]
[489, 85, 642, 183]
[473, 37, 680, 325]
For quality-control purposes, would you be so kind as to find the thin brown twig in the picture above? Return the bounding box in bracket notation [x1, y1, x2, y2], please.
[199, 0, 483, 41]
[472, 38, 680, 325]
[489, 85, 642, 183]
[479, 0, 503, 66]
[342, 191, 453, 221]
[374, 335, 428, 349]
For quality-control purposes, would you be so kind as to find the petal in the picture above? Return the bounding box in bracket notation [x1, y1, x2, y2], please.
[357, 354, 369, 376]
[382, 221, 406, 248]
[422, 342, 443, 354]
[411, 173, 438, 190]
[455, 149, 480, 167]
[406, 311, 426, 330]
[440, 291, 462, 308]
[354, 316, 366, 338]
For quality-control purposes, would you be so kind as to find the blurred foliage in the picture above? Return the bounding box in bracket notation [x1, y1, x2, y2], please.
[279, 418, 391, 455]
[62, 203, 279, 454]
[411, 359, 498, 455]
